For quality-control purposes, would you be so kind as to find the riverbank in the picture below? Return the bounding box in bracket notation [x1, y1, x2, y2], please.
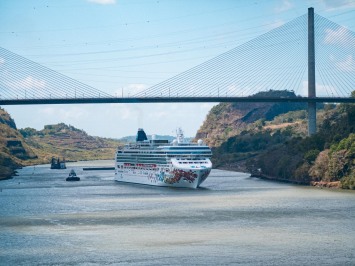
[311, 181, 341, 189]
[215, 165, 349, 190]
[0, 161, 21, 181]
[0, 158, 48, 181]
[0, 167, 15, 180]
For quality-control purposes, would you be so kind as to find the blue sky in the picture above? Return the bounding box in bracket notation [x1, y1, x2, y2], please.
[1, 0, 355, 138]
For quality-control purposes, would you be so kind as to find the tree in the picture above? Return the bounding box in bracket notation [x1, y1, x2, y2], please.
[309, 150, 330, 181]
[304, 149, 320, 164]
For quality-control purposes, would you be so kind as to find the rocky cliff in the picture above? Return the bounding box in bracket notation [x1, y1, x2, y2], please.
[196, 90, 306, 147]
[0, 108, 37, 179]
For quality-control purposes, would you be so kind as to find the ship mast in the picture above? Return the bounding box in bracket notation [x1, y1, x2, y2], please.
[176, 128, 185, 144]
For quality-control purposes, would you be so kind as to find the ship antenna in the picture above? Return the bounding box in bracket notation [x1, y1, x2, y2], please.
[176, 127, 184, 143]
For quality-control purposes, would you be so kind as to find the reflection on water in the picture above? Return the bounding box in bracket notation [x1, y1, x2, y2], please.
[1, 160, 354, 265]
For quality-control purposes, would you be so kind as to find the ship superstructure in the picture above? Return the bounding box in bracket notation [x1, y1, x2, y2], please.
[115, 128, 212, 188]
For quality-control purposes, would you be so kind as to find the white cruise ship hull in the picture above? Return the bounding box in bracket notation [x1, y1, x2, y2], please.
[115, 163, 211, 189]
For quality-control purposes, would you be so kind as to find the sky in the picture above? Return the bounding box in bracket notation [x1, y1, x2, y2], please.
[0, 0, 355, 138]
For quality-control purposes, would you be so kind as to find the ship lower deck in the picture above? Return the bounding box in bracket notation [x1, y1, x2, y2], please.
[115, 164, 211, 188]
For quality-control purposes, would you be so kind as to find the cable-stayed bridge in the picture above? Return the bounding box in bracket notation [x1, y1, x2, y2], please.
[0, 8, 354, 134]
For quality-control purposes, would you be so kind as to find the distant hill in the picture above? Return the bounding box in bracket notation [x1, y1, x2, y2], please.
[19, 123, 122, 163]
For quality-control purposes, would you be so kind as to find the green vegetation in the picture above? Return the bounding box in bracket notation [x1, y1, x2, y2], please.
[304, 149, 320, 164]
[249, 101, 354, 186]
[309, 133, 355, 189]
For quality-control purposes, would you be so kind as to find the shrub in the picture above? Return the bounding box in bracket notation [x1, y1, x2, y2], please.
[304, 149, 320, 164]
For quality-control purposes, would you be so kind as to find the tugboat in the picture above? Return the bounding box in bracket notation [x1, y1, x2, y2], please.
[51, 157, 66, 169]
[66, 169, 80, 181]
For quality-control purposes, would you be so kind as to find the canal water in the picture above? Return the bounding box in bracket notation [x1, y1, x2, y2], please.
[0, 160, 354, 265]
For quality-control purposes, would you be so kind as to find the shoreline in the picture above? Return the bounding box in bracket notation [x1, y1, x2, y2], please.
[0, 159, 115, 181]
[0, 166, 18, 181]
[215, 166, 346, 190]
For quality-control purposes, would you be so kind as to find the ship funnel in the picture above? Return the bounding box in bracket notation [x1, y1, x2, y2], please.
[136, 128, 148, 142]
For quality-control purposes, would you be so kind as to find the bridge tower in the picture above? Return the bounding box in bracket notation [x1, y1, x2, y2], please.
[308, 7, 316, 136]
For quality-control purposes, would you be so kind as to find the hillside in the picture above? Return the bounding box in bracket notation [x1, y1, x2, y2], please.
[203, 90, 355, 189]
[248, 101, 355, 188]
[196, 90, 307, 147]
[20, 123, 122, 163]
[0, 108, 38, 179]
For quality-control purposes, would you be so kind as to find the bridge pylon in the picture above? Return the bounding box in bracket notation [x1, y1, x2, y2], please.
[308, 7, 316, 136]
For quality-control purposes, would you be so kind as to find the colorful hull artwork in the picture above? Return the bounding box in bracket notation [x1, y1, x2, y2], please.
[115, 167, 211, 189]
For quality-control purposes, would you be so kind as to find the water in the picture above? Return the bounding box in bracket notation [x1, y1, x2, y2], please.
[1, 160, 354, 265]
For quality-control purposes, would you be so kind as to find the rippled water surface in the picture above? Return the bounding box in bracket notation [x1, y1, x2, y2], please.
[1, 160, 355, 265]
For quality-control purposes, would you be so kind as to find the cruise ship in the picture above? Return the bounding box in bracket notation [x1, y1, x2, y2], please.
[114, 128, 212, 188]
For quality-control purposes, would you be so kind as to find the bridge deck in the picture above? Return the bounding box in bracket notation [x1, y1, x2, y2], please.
[0, 96, 354, 105]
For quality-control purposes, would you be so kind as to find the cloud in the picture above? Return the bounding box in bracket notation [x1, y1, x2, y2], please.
[8, 76, 46, 90]
[200, 103, 217, 111]
[324, 27, 355, 46]
[300, 81, 337, 97]
[274, 0, 294, 13]
[226, 84, 238, 95]
[112, 104, 143, 120]
[320, 0, 355, 10]
[87, 0, 116, 5]
[0, 57, 4, 65]
[115, 83, 147, 97]
[335, 55, 355, 72]
[267, 19, 285, 31]
[39, 106, 87, 120]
